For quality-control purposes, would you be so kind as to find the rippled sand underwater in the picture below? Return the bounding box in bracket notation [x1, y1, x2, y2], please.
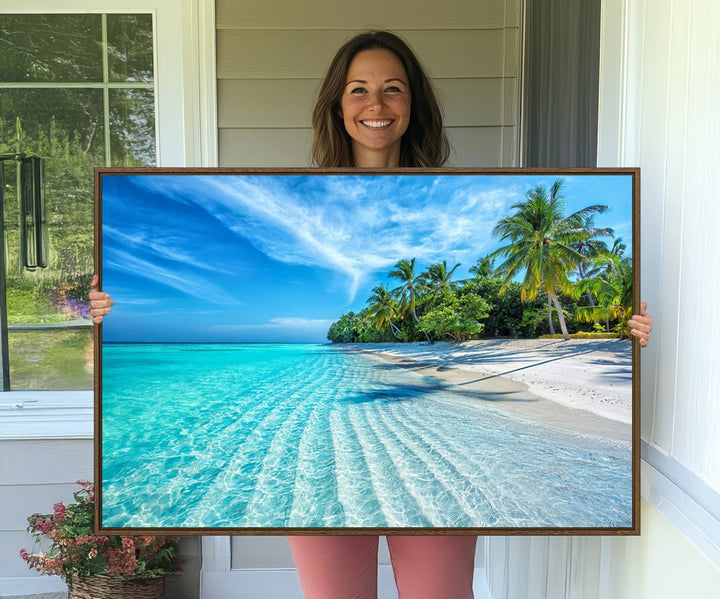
[102, 343, 632, 529]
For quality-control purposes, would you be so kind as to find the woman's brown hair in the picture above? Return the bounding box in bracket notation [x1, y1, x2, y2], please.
[311, 31, 450, 168]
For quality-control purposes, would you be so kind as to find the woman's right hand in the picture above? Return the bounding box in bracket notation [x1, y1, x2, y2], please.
[89, 274, 114, 324]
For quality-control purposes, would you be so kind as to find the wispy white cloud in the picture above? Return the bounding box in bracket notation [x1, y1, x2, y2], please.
[103, 225, 227, 274]
[128, 174, 522, 299]
[116, 298, 158, 305]
[104, 247, 239, 305]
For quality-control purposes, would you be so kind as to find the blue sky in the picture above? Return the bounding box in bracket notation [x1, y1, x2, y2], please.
[101, 173, 634, 343]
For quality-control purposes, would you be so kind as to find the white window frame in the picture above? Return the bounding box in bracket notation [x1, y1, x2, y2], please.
[0, 0, 217, 440]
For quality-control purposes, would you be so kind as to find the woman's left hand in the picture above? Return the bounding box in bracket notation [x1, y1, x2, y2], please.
[628, 301, 653, 348]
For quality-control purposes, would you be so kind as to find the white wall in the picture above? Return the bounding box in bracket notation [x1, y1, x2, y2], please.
[598, 0, 720, 561]
[599, 499, 720, 598]
[485, 499, 720, 599]
[599, 0, 720, 491]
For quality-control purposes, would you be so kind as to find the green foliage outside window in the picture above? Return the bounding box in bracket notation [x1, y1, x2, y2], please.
[0, 13, 155, 389]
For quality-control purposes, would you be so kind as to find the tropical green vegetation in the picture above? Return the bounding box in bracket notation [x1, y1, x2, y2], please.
[327, 178, 634, 343]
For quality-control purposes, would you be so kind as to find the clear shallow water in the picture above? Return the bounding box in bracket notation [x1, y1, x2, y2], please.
[101, 343, 632, 528]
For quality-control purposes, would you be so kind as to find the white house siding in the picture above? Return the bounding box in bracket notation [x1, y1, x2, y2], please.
[0, 438, 92, 596]
[215, 0, 522, 572]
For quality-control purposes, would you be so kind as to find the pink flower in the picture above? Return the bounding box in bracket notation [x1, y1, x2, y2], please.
[121, 537, 135, 550]
[19, 548, 29, 562]
[34, 518, 54, 534]
[75, 480, 95, 500]
[43, 556, 64, 576]
[107, 548, 137, 576]
[53, 502, 66, 522]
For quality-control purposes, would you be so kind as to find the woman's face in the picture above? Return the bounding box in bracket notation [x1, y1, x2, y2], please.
[340, 48, 411, 167]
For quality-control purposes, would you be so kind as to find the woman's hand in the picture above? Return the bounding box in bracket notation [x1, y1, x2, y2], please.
[89, 274, 114, 324]
[628, 301, 653, 348]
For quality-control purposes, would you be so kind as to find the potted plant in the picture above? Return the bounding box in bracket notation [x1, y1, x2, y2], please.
[20, 480, 182, 599]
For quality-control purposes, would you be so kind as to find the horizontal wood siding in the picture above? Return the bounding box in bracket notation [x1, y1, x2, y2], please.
[218, 78, 516, 128]
[219, 126, 511, 167]
[217, 0, 517, 30]
[217, 0, 521, 168]
[0, 439, 93, 580]
[218, 29, 511, 79]
[219, 128, 313, 166]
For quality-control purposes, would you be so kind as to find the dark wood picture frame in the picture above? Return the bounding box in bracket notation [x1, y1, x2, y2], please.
[95, 167, 640, 536]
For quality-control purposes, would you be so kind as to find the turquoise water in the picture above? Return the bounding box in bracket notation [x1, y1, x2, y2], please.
[101, 343, 632, 529]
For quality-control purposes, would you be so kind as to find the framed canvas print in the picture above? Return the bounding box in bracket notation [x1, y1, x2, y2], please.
[95, 168, 640, 535]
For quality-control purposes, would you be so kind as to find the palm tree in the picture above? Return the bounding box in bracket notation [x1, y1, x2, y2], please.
[575, 253, 633, 336]
[356, 308, 373, 338]
[570, 214, 614, 307]
[422, 260, 460, 298]
[576, 237, 628, 330]
[367, 284, 402, 338]
[608, 237, 627, 259]
[389, 258, 424, 325]
[490, 179, 609, 340]
[468, 255, 495, 280]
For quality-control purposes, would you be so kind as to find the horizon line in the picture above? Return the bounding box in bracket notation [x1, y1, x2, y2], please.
[103, 340, 331, 345]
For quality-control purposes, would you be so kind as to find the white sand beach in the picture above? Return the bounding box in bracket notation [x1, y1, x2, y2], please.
[348, 338, 633, 441]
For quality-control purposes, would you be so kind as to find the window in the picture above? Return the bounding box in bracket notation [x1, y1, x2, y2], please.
[0, 13, 156, 389]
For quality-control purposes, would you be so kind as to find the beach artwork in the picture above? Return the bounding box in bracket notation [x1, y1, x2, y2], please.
[97, 169, 638, 533]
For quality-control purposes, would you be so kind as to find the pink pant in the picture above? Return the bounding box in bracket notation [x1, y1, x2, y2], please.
[287, 535, 477, 599]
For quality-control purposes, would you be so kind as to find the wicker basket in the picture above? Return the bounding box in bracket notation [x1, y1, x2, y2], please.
[67, 575, 164, 599]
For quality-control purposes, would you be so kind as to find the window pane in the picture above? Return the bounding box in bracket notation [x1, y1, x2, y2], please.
[0, 13, 157, 391]
[1, 88, 103, 278]
[0, 89, 106, 162]
[110, 89, 156, 166]
[107, 14, 154, 83]
[8, 329, 93, 390]
[1, 90, 100, 390]
[0, 14, 103, 82]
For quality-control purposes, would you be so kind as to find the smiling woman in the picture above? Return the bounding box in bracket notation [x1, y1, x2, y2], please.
[339, 49, 412, 167]
[311, 30, 448, 168]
